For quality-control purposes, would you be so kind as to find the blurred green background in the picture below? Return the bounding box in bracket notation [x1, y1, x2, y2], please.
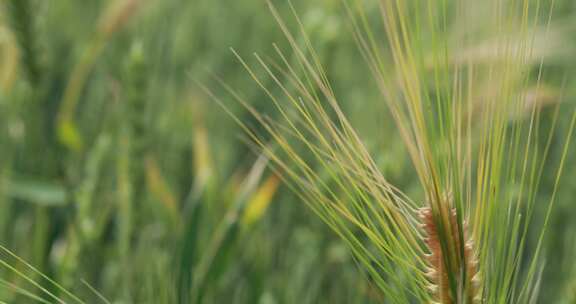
[0, 0, 575, 303]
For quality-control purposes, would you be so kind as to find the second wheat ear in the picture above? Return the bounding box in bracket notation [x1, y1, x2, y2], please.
[420, 203, 481, 304]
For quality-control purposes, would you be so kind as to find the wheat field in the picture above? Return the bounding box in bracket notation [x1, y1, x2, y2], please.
[0, 0, 576, 303]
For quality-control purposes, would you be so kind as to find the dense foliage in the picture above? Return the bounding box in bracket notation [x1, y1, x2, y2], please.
[0, 0, 575, 303]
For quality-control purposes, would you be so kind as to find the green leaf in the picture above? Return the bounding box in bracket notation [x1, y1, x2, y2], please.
[8, 178, 67, 206]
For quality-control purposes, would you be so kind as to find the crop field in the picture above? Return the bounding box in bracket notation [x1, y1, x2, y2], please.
[0, 0, 576, 303]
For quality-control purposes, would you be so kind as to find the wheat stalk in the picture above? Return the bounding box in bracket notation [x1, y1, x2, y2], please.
[216, 0, 576, 302]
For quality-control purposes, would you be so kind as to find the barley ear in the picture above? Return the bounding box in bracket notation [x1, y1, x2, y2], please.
[420, 206, 481, 304]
